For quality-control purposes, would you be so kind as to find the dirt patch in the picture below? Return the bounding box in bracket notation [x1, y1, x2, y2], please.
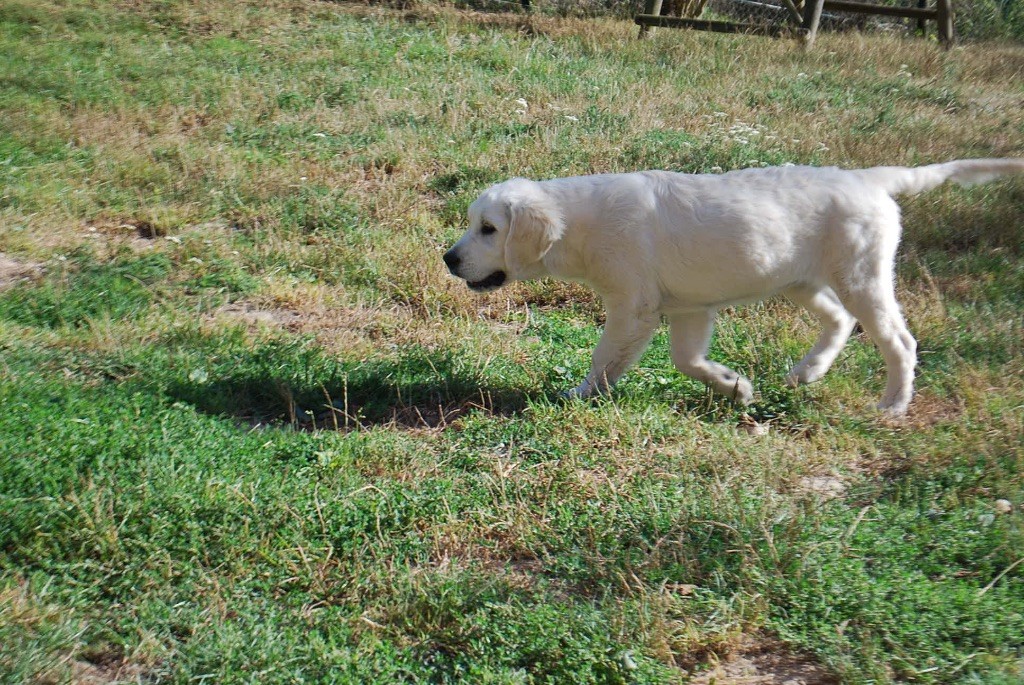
[206, 299, 382, 358]
[901, 391, 964, 428]
[870, 391, 964, 438]
[83, 218, 164, 254]
[216, 301, 303, 328]
[690, 641, 837, 685]
[68, 648, 148, 685]
[0, 253, 43, 290]
[84, 217, 232, 252]
[795, 475, 848, 501]
[206, 296, 473, 359]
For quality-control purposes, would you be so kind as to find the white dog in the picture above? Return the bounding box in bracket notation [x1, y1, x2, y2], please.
[443, 159, 1024, 415]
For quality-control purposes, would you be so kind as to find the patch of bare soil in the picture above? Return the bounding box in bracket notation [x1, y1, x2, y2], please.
[900, 391, 964, 428]
[207, 300, 381, 357]
[83, 217, 232, 253]
[0, 253, 43, 290]
[795, 475, 848, 501]
[84, 217, 159, 245]
[208, 296, 467, 359]
[67, 648, 148, 684]
[690, 641, 837, 685]
[216, 301, 303, 328]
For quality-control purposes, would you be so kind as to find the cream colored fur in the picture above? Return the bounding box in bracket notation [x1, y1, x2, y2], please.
[443, 159, 1024, 415]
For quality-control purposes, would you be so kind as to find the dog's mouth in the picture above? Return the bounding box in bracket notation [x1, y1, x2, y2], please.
[467, 271, 507, 292]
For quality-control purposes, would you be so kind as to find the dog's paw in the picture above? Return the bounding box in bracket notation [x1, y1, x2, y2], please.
[563, 380, 593, 400]
[731, 377, 755, 406]
[786, 360, 831, 387]
[563, 378, 615, 401]
[877, 387, 913, 417]
[786, 366, 816, 387]
[876, 399, 911, 417]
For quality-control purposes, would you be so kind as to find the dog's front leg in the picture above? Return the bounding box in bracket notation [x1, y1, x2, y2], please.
[783, 284, 857, 387]
[569, 304, 660, 398]
[669, 310, 755, 405]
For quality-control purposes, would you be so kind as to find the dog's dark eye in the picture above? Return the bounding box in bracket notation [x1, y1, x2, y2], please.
[480, 223, 497, 236]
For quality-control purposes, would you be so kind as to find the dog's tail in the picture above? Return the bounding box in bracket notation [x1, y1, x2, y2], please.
[855, 158, 1024, 196]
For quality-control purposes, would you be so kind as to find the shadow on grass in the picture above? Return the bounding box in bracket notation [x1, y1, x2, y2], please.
[163, 345, 532, 432]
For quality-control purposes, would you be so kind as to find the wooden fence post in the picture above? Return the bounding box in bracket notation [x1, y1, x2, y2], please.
[639, 0, 665, 38]
[801, 0, 824, 46]
[936, 0, 953, 47]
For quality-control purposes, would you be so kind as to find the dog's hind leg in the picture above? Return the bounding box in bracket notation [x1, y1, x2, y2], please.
[569, 304, 660, 398]
[669, 311, 754, 405]
[833, 279, 917, 415]
[784, 284, 857, 387]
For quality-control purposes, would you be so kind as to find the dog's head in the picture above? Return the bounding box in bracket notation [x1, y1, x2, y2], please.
[442, 178, 564, 292]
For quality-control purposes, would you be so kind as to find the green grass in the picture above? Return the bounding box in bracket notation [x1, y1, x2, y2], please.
[2, 1, 1023, 683]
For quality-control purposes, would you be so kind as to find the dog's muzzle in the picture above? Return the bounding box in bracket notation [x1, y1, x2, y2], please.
[443, 248, 507, 292]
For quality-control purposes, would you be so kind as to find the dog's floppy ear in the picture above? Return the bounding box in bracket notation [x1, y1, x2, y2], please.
[504, 190, 564, 280]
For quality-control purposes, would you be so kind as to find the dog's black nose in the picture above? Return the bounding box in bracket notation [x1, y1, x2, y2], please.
[443, 249, 461, 271]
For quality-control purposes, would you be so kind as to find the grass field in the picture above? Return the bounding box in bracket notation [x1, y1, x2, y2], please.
[1, 1, 1023, 682]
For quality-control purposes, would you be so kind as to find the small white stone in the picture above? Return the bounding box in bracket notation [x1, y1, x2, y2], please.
[995, 499, 1013, 514]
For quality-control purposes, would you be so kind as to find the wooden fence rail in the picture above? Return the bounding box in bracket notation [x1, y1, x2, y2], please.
[636, 0, 954, 47]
